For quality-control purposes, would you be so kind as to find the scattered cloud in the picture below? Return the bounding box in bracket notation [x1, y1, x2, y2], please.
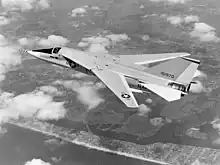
[70, 5, 101, 17]
[38, 85, 63, 96]
[91, 6, 100, 10]
[190, 23, 220, 43]
[212, 118, 220, 131]
[0, 89, 67, 124]
[149, 0, 189, 4]
[54, 80, 105, 110]
[37, 35, 70, 47]
[72, 72, 89, 79]
[184, 15, 199, 24]
[139, 4, 145, 9]
[2, 0, 51, 11]
[51, 157, 61, 163]
[105, 34, 130, 43]
[145, 98, 153, 104]
[193, 70, 207, 79]
[77, 33, 130, 53]
[138, 104, 151, 116]
[71, 7, 87, 17]
[166, 15, 219, 43]
[18, 35, 70, 48]
[0, 16, 11, 26]
[167, 15, 199, 25]
[24, 159, 51, 165]
[167, 16, 183, 25]
[141, 35, 150, 41]
[189, 80, 206, 93]
[0, 35, 21, 81]
[18, 37, 31, 46]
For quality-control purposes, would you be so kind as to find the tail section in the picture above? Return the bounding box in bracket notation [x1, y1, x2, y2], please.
[146, 57, 200, 85]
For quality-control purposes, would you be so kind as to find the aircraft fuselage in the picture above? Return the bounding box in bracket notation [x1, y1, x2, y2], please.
[24, 47, 189, 96]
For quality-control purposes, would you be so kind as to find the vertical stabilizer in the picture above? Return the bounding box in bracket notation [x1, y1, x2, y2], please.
[146, 57, 200, 85]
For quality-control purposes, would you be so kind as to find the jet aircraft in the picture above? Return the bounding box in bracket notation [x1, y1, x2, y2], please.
[20, 47, 200, 108]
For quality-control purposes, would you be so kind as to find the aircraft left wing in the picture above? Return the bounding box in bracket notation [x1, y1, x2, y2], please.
[92, 69, 139, 108]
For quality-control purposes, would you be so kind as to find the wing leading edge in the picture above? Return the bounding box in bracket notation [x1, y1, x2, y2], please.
[118, 52, 190, 65]
[92, 69, 139, 108]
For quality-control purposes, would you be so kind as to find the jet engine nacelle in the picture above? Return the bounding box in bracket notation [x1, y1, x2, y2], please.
[168, 82, 187, 93]
[168, 81, 198, 93]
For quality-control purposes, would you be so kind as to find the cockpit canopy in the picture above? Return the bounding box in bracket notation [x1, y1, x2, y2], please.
[32, 47, 61, 54]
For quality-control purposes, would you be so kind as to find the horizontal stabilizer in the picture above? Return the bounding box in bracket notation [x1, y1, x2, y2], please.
[143, 83, 183, 101]
[119, 52, 190, 65]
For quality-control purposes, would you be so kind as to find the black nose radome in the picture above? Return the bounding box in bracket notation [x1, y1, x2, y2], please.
[32, 48, 53, 54]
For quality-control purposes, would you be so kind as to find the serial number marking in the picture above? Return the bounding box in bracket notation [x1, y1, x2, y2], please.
[161, 72, 175, 78]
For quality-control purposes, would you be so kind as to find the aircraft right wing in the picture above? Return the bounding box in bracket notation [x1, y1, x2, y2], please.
[92, 68, 139, 108]
[118, 52, 190, 65]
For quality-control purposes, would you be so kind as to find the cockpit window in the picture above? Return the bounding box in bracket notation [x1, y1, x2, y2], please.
[32, 48, 53, 54]
[52, 47, 61, 54]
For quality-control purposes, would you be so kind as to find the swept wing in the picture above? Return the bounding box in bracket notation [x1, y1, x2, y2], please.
[92, 69, 139, 108]
[119, 52, 190, 65]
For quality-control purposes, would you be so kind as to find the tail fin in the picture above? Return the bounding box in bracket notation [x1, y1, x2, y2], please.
[146, 57, 200, 85]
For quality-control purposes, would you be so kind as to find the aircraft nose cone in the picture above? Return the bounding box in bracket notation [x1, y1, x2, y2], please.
[26, 50, 41, 58]
[18, 49, 27, 54]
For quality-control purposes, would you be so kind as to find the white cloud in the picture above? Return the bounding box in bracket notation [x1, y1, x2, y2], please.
[0, 35, 21, 81]
[150, 0, 189, 4]
[106, 34, 130, 43]
[167, 15, 199, 25]
[91, 6, 100, 10]
[38, 85, 63, 96]
[193, 23, 215, 33]
[2, 0, 51, 11]
[0, 34, 9, 45]
[0, 89, 67, 123]
[141, 35, 150, 41]
[145, 98, 153, 104]
[77, 33, 130, 53]
[167, 16, 183, 25]
[183, 15, 199, 24]
[0, 16, 10, 26]
[18, 35, 70, 48]
[139, 4, 144, 9]
[71, 7, 87, 17]
[37, 35, 70, 47]
[189, 80, 206, 93]
[193, 70, 207, 79]
[190, 23, 220, 43]
[37, 0, 50, 9]
[24, 159, 51, 165]
[72, 72, 89, 79]
[138, 104, 151, 116]
[54, 80, 105, 110]
[0, 35, 66, 130]
[18, 37, 30, 46]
